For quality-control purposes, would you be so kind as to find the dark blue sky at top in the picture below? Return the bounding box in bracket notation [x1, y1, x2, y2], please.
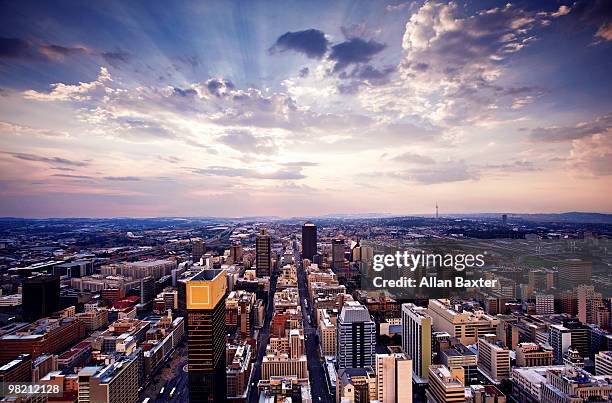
[0, 0, 402, 89]
[2, 0, 609, 101]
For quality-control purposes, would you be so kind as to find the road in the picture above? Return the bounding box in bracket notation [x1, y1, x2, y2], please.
[143, 235, 332, 403]
[247, 257, 279, 403]
[294, 244, 334, 403]
[139, 343, 189, 402]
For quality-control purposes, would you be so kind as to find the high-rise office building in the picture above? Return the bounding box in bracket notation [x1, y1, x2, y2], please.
[139, 276, 155, 305]
[557, 259, 592, 291]
[595, 351, 612, 375]
[562, 319, 589, 358]
[337, 301, 376, 369]
[185, 269, 227, 402]
[192, 239, 205, 263]
[401, 303, 432, 381]
[77, 351, 141, 403]
[477, 334, 510, 383]
[22, 275, 60, 321]
[427, 299, 498, 345]
[301, 222, 317, 261]
[337, 367, 377, 403]
[541, 367, 612, 402]
[549, 324, 572, 364]
[375, 353, 412, 403]
[332, 239, 345, 270]
[515, 342, 553, 367]
[528, 270, 554, 291]
[577, 285, 603, 324]
[535, 293, 554, 315]
[230, 243, 243, 263]
[426, 365, 465, 403]
[256, 230, 272, 277]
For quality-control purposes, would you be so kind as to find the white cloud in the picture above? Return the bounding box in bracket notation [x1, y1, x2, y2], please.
[595, 22, 612, 41]
[23, 67, 112, 102]
[0, 121, 69, 137]
[367, 1, 550, 126]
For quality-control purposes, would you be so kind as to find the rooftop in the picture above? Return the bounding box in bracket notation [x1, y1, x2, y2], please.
[340, 302, 372, 323]
[190, 268, 223, 281]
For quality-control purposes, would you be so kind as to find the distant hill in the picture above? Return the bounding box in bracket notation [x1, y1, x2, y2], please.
[514, 212, 612, 224]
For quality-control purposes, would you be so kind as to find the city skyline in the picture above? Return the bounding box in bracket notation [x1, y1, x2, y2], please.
[1, 0, 611, 217]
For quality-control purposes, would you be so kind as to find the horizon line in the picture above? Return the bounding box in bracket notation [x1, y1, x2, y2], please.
[1, 211, 611, 221]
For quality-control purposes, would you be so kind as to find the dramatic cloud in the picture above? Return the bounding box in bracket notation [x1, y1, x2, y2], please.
[389, 151, 435, 164]
[0, 121, 68, 137]
[52, 173, 93, 180]
[203, 78, 235, 97]
[562, 0, 612, 42]
[0, 37, 131, 65]
[337, 64, 396, 93]
[379, 122, 442, 142]
[104, 176, 141, 181]
[39, 44, 89, 61]
[569, 133, 612, 176]
[0, 1, 610, 216]
[217, 130, 277, 155]
[271, 29, 329, 59]
[23, 67, 112, 101]
[530, 113, 612, 142]
[192, 165, 306, 180]
[386, 160, 478, 184]
[8, 152, 89, 167]
[172, 87, 197, 97]
[158, 155, 181, 164]
[385, 2, 549, 125]
[481, 160, 541, 173]
[329, 38, 386, 72]
[527, 113, 612, 177]
[595, 22, 612, 41]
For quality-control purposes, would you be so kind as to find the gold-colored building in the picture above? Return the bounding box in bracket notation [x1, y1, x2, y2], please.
[186, 269, 227, 402]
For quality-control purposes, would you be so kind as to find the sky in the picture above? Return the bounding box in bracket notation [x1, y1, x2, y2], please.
[0, 0, 611, 218]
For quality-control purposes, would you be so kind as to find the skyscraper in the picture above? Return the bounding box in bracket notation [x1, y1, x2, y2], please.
[557, 259, 592, 291]
[256, 230, 272, 277]
[331, 239, 345, 270]
[301, 222, 317, 261]
[576, 284, 603, 324]
[185, 269, 227, 402]
[140, 276, 155, 305]
[192, 239, 205, 263]
[22, 275, 60, 321]
[401, 303, 432, 381]
[426, 365, 465, 402]
[549, 324, 572, 364]
[535, 293, 554, 315]
[230, 242, 243, 263]
[337, 301, 376, 368]
[477, 334, 510, 383]
[375, 353, 413, 403]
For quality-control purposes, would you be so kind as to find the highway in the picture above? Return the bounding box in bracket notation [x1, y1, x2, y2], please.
[294, 243, 334, 403]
